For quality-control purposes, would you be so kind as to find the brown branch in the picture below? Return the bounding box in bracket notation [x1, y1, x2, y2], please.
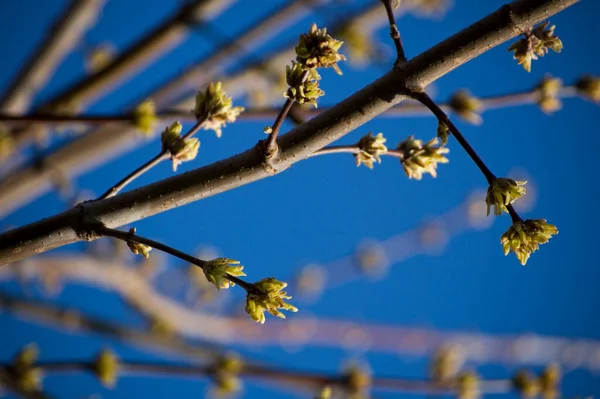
[410, 90, 497, 184]
[97, 118, 205, 200]
[264, 98, 295, 157]
[0, 0, 579, 265]
[380, 0, 408, 63]
[97, 225, 255, 291]
[0, 0, 106, 114]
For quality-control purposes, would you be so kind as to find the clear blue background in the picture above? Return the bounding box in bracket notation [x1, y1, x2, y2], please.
[0, 0, 599, 397]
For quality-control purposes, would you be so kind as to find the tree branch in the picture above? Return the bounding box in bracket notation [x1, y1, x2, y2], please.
[0, 0, 578, 265]
[0, 84, 583, 126]
[97, 118, 205, 200]
[97, 225, 254, 291]
[380, 0, 407, 63]
[409, 90, 497, 184]
[3, 0, 235, 152]
[0, 0, 106, 114]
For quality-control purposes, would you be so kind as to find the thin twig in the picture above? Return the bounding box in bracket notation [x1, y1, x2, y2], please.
[264, 70, 309, 157]
[97, 118, 205, 199]
[309, 145, 404, 160]
[380, 0, 407, 63]
[97, 226, 255, 292]
[410, 90, 497, 184]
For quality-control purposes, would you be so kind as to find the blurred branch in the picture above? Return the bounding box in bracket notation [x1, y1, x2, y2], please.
[0, 357, 513, 396]
[2, 247, 600, 371]
[0, 84, 584, 127]
[0, 0, 106, 114]
[0, 370, 53, 399]
[3, 0, 236, 154]
[0, 0, 578, 263]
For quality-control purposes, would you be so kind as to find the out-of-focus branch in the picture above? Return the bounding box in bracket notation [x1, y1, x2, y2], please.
[2, 251, 600, 371]
[0, 0, 106, 114]
[0, 370, 53, 399]
[0, 356, 514, 396]
[3, 0, 236, 153]
[0, 84, 583, 127]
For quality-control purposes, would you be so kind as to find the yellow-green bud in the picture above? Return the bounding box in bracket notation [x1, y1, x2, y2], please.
[161, 121, 200, 171]
[535, 76, 563, 114]
[355, 132, 387, 169]
[94, 349, 119, 388]
[133, 100, 157, 136]
[397, 136, 449, 180]
[245, 277, 298, 324]
[202, 258, 246, 290]
[500, 219, 558, 265]
[449, 90, 483, 125]
[576, 75, 600, 102]
[486, 178, 527, 216]
[193, 82, 244, 138]
[126, 228, 152, 259]
[295, 23, 346, 74]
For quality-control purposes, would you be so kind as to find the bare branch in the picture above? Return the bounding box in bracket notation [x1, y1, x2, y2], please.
[3, 0, 236, 152]
[380, 0, 408, 63]
[97, 119, 205, 199]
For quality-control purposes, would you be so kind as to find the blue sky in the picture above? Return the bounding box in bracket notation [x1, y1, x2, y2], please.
[0, 0, 599, 398]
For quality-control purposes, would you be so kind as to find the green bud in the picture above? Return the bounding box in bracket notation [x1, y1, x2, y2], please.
[535, 76, 563, 114]
[457, 371, 480, 399]
[396, 136, 449, 180]
[94, 349, 119, 388]
[449, 90, 483, 125]
[126, 227, 152, 259]
[212, 353, 243, 397]
[161, 121, 200, 171]
[245, 277, 298, 324]
[512, 370, 541, 398]
[500, 219, 558, 265]
[295, 23, 346, 74]
[193, 82, 244, 138]
[343, 364, 371, 399]
[486, 178, 527, 216]
[12, 344, 42, 391]
[430, 346, 463, 382]
[284, 62, 324, 107]
[355, 132, 388, 169]
[508, 22, 562, 73]
[133, 100, 157, 136]
[203, 258, 246, 290]
[437, 121, 449, 146]
[575, 75, 600, 103]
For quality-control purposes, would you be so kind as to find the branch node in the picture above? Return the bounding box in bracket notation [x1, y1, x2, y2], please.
[74, 205, 104, 242]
